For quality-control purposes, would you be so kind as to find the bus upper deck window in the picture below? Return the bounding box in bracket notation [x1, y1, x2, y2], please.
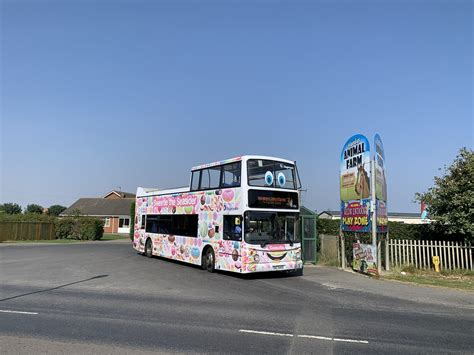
[221, 162, 241, 188]
[191, 171, 200, 191]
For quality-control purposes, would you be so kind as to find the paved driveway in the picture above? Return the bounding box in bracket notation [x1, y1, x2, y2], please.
[1, 240, 473, 354]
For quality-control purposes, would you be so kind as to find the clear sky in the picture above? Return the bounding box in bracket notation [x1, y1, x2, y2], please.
[1, 0, 472, 213]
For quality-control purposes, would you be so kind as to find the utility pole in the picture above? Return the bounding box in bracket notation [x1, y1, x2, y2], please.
[370, 160, 377, 247]
[370, 159, 382, 273]
[340, 224, 345, 269]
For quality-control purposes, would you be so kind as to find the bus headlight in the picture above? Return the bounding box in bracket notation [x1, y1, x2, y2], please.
[253, 254, 260, 263]
[295, 251, 301, 260]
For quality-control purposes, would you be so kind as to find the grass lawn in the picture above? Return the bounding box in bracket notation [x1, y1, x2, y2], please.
[101, 233, 129, 241]
[1, 233, 130, 244]
[383, 267, 474, 291]
[1, 239, 82, 244]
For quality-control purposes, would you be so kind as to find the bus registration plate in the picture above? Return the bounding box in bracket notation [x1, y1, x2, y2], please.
[273, 265, 284, 270]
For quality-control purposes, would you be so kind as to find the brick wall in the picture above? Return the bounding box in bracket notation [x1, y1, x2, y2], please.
[103, 217, 119, 233]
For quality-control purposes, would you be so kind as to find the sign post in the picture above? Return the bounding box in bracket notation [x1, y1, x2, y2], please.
[371, 159, 377, 247]
[340, 133, 388, 275]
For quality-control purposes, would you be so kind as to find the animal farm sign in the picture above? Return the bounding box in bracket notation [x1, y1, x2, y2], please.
[340, 134, 372, 232]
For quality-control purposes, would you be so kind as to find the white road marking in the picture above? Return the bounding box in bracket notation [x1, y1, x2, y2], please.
[297, 334, 333, 341]
[239, 329, 294, 337]
[239, 329, 368, 344]
[333, 337, 369, 344]
[321, 283, 342, 290]
[0, 309, 38, 315]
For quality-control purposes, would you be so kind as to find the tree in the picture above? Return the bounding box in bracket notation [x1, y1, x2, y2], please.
[1, 203, 22, 214]
[25, 204, 44, 214]
[48, 205, 67, 216]
[415, 148, 473, 244]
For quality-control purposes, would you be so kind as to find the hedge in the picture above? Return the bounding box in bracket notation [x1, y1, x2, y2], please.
[0, 213, 56, 222]
[0, 214, 104, 241]
[317, 218, 465, 242]
[55, 217, 104, 240]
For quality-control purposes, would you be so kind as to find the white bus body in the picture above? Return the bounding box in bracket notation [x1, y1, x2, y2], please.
[133, 155, 303, 274]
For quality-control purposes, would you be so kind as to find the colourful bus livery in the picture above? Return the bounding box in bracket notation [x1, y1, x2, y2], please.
[133, 155, 303, 274]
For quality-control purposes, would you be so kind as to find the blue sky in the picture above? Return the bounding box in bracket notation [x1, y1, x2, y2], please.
[1, 0, 472, 213]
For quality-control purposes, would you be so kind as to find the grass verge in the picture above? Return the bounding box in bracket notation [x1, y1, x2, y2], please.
[100, 233, 129, 241]
[1, 239, 82, 244]
[1, 233, 129, 243]
[317, 258, 340, 267]
[383, 267, 474, 291]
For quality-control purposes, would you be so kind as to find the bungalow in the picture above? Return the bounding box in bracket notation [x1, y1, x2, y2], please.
[61, 190, 135, 234]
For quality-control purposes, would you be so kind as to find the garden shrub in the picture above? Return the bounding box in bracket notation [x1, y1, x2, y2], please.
[317, 218, 340, 235]
[55, 218, 75, 239]
[55, 217, 103, 240]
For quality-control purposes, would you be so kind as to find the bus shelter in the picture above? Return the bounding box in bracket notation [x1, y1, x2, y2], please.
[300, 206, 317, 264]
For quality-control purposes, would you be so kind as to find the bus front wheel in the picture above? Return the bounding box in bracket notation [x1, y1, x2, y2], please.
[145, 238, 153, 258]
[202, 248, 215, 273]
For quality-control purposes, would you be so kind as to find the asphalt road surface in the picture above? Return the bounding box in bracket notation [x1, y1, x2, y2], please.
[1, 240, 473, 354]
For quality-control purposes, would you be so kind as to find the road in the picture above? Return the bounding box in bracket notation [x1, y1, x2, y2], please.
[1, 240, 473, 354]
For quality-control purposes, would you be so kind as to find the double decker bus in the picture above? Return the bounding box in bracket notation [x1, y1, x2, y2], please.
[133, 155, 303, 274]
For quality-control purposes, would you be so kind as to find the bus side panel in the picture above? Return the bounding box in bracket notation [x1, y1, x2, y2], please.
[134, 188, 243, 270]
[216, 240, 242, 272]
[150, 234, 204, 265]
[132, 211, 145, 253]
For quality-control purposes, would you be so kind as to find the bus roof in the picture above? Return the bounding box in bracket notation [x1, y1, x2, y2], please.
[136, 186, 189, 197]
[191, 155, 295, 171]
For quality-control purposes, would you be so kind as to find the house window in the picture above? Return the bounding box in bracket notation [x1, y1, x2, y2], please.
[119, 218, 130, 228]
[104, 218, 111, 227]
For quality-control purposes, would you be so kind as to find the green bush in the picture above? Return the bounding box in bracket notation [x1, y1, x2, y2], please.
[1, 203, 22, 214]
[55, 218, 74, 239]
[0, 213, 55, 222]
[317, 218, 340, 235]
[48, 205, 67, 216]
[25, 204, 44, 214]
[55, 217, 104, 240]
[316, 218, 464, 242]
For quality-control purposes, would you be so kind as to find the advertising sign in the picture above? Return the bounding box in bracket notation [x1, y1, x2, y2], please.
[374, 134, 388, 233]
[340, 134, 371, 201]
[376, 200, 388, 233]
[341, 199, 371, 232]
[340, 134, 371, 232]
[421, 201, 429, 223]
[374, 134, 387, 202]
[352, 242, 377, 275]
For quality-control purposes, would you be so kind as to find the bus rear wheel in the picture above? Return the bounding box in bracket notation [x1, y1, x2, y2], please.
[145, 238, 153, 258]
[202, 248, 215, 273]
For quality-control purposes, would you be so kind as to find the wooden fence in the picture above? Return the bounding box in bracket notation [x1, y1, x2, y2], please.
[389, 239, 473, 271]
[0, 221, 55, 242]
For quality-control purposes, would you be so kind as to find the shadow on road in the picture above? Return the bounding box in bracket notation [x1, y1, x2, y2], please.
[0, 275, 109, 302]
[146, 254, 302, 280]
